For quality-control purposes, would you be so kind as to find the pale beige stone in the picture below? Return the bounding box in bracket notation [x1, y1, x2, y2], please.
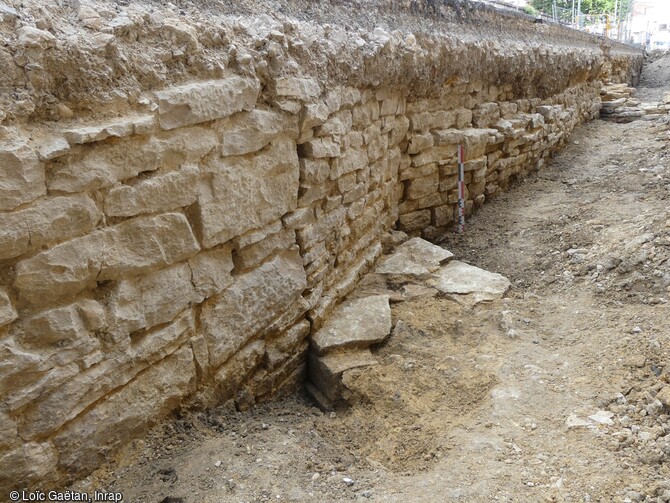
[275, 77, 321, 100]
[19, 310, 195, 439]
[0, 442, 57, 492]
[299, 158, 330, 184]
[0, 194, 101, 260]
[62, 115, 154, 144]
[331, 148, 367, 178]
[0, 139, 45, 211]
[376, 237, 453, 278]
[237, 228, 296, 270]
[405, 173, 439, 200]
[0, 409, 16, 449]
[193, 137, 299, 247]
[18, 26, 56, 49]
[48, 127, 217, 192]
[300, 137, 341, 158]
[155, 77, 259, 130]
[53, 347, 195, 477]
[311, 295, 391, 355]
[219, 109, 298, 156]
[104, 164, 199, 217]
[0, 289, 17, 328]
[213, 339, 265, 398]
[201, 249, 306, 368]
[188, 247, 234, 300]
[36, 135, 69, 160]
[15, 213, 200, 304]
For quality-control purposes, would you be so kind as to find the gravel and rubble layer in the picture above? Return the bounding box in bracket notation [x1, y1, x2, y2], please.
[0, 0, 641, 124]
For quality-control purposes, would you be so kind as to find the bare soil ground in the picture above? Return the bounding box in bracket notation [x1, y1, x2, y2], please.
[74, 58, 670, 503]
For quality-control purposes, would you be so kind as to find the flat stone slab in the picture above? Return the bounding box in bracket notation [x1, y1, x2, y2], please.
[375, 237, 453, 278]
[308, 349, 378, 402]
[428, 260, 510, 303]
[311, 294, 391, 355]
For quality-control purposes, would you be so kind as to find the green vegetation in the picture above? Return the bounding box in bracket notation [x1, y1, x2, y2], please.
[530, 0, 633, 17]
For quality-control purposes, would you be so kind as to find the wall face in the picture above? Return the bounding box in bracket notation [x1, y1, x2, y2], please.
[0, 0, 643, 490]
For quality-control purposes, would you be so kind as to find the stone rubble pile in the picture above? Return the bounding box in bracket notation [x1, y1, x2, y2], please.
[600, 83, 670, 123]
[306, 238, 510, 408]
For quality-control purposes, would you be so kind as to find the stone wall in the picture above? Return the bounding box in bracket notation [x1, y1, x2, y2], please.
[0, 0, 643, 490]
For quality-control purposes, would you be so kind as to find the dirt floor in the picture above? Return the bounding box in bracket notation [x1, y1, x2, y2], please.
[74, 56, 670, 503]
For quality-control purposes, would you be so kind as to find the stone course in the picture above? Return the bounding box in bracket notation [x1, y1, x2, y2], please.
[0, 0, 643, 490]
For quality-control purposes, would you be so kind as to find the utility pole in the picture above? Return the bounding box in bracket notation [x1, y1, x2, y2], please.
[572, 0, 575, 27]
[614, 0, 619, 40]
[577, 0, 581, 29]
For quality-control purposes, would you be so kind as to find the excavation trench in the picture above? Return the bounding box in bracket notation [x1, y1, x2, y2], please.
[0, 0, 650, 495]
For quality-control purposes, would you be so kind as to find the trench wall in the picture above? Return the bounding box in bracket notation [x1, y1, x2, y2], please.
[0, 0, 643, 490]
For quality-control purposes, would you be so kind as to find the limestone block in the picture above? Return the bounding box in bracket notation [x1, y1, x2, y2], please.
[330, 148, 367, 178]
[308, 349, 377, 402]
[53, 347, 195, 478]
[376, 237, 453, 278]
[299, 158, 330, 184]
[405, 173, 439, 200]
[0, 194, 101, 260]
[299, 102, 330, 132]
[317, 110, 352, 137]
[265, 320, 311, 370]
[236, 220, 283, 248]
[219, 109, 298, 156]
[409, 110, 456, 132]
[408, 132, 434, 154]
[0, 138, 45, 211]
[472, 102, 501, 128]
[48, 127, 217, 192]
[456, 108, 473, 129]
[201, 249, 306, 368]
[18, 310, 195, 439]
[0, 409, 16, 449]
[213, 339, 265, 400]
[298, 183, 329, 208]
[237, 228, 297, 270]
[311, 295, 391, 355]
[276, 77, 321, 101]
[104, 164, 199, 217]
[62, 115, 155, 144]
[300, 137, 341, 158]
[15, 213, 200, 305]
[17, 301, 105, 350]
[387, 116, 410, 147]
[398, 210, 431, 233]
[428, 260, 511, 304]
[193, 137, 299, 247]
[187, 247, 234, 300]
[411, 145, 454, 167]
[0, 442, 57, 492]
[0, 289, 17, 328]
[36, 135, 70, 161]
[155, 77, 259, 130]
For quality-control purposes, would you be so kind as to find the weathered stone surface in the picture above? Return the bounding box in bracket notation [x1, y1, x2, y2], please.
[237, 228, 296, 270]
[187, 247, 234, 300]
[107, 263, 198, 337]
[48, 127, 217, 192]
[376, 237, 453, 278]
[0, 139, 45, 211]
[0, 442, 57, 492]
[193, 137, 299, 247]
[17, 300, 105, 350]
[266, 320, 311, 370]
[201, 249, 306, 368]
[428, 260, 511, 303]
[275, 77, 321, 101]
[155, 77, 259, 130]
[15, 213, 200, 304]
[0, 289, 17, 328]
[311, 295, 391, 355]
[308, 348, 377, 402]
[0, 194, 101, 260]
[36, 135, 70, 160]
[104, 164, 199, 217]
[18, 310, 195, 439]
[53, 347, 195, 478]
[0, 409, 16, 449]
[219, 109, 298, 156]
[62, 115, 154, 144]
[18, 26, 56, 49]
[300, 137, 341, 158]
[398, 210, 431, 232]
[213, 339, 265, 400]
[405, 173, 439, 200]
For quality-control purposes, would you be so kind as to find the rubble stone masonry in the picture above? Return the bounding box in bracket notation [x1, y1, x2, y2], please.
[0, 0, 643, 489]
